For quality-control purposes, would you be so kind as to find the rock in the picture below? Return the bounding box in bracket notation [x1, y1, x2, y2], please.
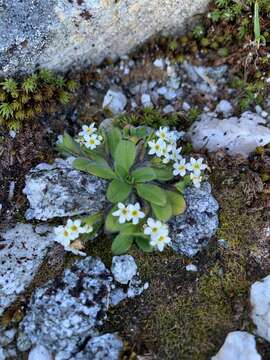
[0, 224, 53, 316]
[187, 111, 270, 158]
[182, 101, 191, 111]
[18, 257, 112, 360]
[216, 100, 233, 117]
[153, 58, 164, 69]
[74, 333, 123, 360]
[0, 347, 5, 360]
[211, 331, 261, 360]
[23, 158, 107, 221]
[186, 264, 198, 272]
[111, 255, 138, 285]
[250, 275, 270, 342]
[169, 182, 219, 257]
[102, 89, 127, 115]
[141, 93, 153, 108]
[28, 345, 53, 360]
[163, 104, 175, 114]
[183, 62, 228, 94]
[0, 0, 210, 76]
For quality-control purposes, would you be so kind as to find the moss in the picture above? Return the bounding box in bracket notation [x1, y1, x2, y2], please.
[101, 159, 270, 359]
[0, 70, 77, 130]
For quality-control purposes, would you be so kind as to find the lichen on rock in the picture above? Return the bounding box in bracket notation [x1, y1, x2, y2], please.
[23, 157, 107, 221]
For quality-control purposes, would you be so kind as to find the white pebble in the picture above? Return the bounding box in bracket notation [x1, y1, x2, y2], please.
[186, 264, 198, 272]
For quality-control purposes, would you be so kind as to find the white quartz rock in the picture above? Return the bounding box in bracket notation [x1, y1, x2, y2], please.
[111, 255, 138, 285]
[212, 331, 261, 360]
[187, 111, 270, 158]
[250, 275, 270, 341]
[102, 89, 127, 115]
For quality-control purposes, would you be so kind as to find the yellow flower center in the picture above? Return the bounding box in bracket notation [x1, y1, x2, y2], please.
[152, 227, 158, 233]
[64, 230, 69, 237]
[121, 209, 128, 215]
[158, 235, 165, 242]
[71, 225, 78, 232]
[132, 210, 138, 216]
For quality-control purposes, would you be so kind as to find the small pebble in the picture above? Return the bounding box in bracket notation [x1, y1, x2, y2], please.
[186, 264, 198, 272]
[153, 58, 164, 69]
[163, 104, 175, 114]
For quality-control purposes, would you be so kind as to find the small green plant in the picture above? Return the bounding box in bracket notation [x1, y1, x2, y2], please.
[253, 1, 265, 49]
[56, 123, 208, 255]
[0, 69, 77, 130]
[114, 108, 179, 129]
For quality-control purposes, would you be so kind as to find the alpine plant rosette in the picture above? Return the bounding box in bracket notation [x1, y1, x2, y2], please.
[55, 124, 208, 255]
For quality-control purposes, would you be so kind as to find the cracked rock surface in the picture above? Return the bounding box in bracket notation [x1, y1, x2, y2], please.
[0, 223, 54, 316]
[23, 158, 107, 221]
[169, 182, 219, 257]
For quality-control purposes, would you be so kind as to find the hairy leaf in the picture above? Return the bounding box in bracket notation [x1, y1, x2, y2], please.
[152, 166, 174, 181]
[106, 179, 132, 203]
[132, 167, 156, 183]
[111, 234, 133, 255]
[73, 158, 115, 179]
[114, 140, 136, 173]
[107, 127, 122, 158]
[151, 201, 173, 222]
[136, 183, 167, 206]
[166, 190, 186, 216]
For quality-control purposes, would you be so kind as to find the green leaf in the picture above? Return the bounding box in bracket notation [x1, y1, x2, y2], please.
[136, 183, 167, 206]
[151, 201, 173, 222]
[106, 179, 132, 203]
[135, 235, 153, 252]
[114, 140, 136, 173]
[73, 158, 115, 179]
[152, 167, 174, 181]
[166, 190, 186, 216]
[105, 207, 139, 233]
[111, 233, 133, 255]
[107, 128, 122, 158]
[57, 132, 83, 157]
[132, 167, 156, 183]
[175, 175, 191, 194]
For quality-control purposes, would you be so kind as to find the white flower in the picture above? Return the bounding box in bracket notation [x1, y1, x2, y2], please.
[127, 203, 145, 225]
[79, 124, 97, 137]
[173, 158, 187, 177]
[81, 224, 94, 233]
[84, 134, 103, 150]
[54, 221, 87, 256]
[112, 203, 130, 224]
[144, 218, 163, 237]
[186, 157, 207, 176]
[161, 144, 173, 164]
[190, 173, 202, 188]
[148, 139, 167, 157]
[170, 146, 182, 162]
[66, 219, 84, 240]
[54, 225, 71, 247]
[156, 127, 170, 142]
[150, 232, 171, 252]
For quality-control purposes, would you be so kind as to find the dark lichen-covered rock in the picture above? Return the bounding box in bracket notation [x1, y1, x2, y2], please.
[0, 224, 54, 316]
[23, 158, 107, 221]
[169, 181, 219, 257]
[17, 257, 112, 360]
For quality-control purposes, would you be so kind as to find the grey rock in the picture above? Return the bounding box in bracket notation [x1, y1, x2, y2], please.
[111, 255, 138, 285]
[0, 347, 5, 360]
[216, 100, 233, 117]
[18, 257, 112, 360]
[163, 104, 175, 114]
[183, 62, 228, 94]
[102, 89, 127, 115]
[169, 182, 219, 257]
[28, 345, 53, 360]
[187, 111, 270, 158]
[0, 224, 54, 316]
[185, 264, 198, 272]
[141, 93, 153, 108]
[74, 333, 123, 360]
[0, 0, 209, 76]
[23, 158, 107, 221]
